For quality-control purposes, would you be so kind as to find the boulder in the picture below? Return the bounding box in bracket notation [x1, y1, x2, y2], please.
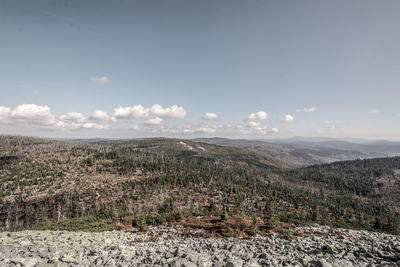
[60, 255, 79, 264]
[309, 259, 332, 267]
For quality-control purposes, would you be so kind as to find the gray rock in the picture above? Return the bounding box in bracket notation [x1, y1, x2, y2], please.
[225, 262, 238, 267]
[103, 258, 116, 266]
[332, 259, 354, 267]
[321, 244, 335, 254]
[230, 244, 241, 253]
[0, 225, 399, 266]
[20, 240, 33, 247]
[60, 255, 79, 264]
[345, 252, 356, 261]
[197, 256, 213, 267]
[175, 258, 197, 267]
[309, 259, 332, 267]
[11, 257, 38, 267]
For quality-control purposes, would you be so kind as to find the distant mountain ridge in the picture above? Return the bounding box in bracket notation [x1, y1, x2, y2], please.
[193, 137, 400, 167]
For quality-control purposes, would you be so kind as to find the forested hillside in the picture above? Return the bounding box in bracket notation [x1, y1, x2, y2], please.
[193, 138, 376, 167]
[0, 136, 399, 234]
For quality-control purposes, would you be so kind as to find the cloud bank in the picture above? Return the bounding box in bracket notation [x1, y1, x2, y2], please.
[0, 104, 107, 130]
[0, 105, 285, 137]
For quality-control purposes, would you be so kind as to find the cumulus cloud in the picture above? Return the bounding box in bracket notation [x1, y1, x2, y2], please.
[182, 124, 223, 135]
[195, 127, 217, 134]
[248, 111, 268, 121]
[113, 105, 150, 119]
[0, 104, 286, 136]
[248, 121, 261, 127]
[90, 110, 113, 121]
[60, 112, 86, 123]
[243, 120, 268, 134]
[297, 107, 317, 113]
[150, 104, 186, 119]
[0, 106, 12, 123]
[368, 109, 379, 114]
[10, 104, 54, 123]
[0, 104, 56, 126]
[112, 104, 186, 120]
[284, 114, 295, 122]
[181, 122, 279, 136]
[0, 104, 108, 130]
[145, 117, 163, 126]
[183, 129, 195, 134]
[55, 120, 108, 130]
[91, 75, 111, 84]
[54, 111, 108, 130]
[202, 112, 218, 120]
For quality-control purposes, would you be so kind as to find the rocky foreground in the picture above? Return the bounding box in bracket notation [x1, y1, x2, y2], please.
[0, 225, 400, 267]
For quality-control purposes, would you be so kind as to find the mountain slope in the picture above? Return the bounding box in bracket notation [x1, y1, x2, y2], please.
[0, 135, 399, 235]
[193, 137, 372, 167]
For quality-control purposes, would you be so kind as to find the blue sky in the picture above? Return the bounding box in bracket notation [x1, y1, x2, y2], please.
[1, 0, 400, 139]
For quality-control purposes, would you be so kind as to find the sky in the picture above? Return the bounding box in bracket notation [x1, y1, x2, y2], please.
[1, 0, 400, 140]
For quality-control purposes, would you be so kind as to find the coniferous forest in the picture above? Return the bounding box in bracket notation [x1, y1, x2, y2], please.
[0, 135, 399, 235]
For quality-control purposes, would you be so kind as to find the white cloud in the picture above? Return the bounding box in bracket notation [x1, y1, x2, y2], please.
[59, 112, 86, 123]
[145, 117, 163, 126]
[90, 110, 112, 121]
[55, 112, 108, 130]
[195, 127, 217, 134]
[56, 120, 108, 130]
[0, 104, 108, 130]
[112, 104, 186, 120]
[10, 104, 54, 123]
[0, 106, 11, 123]
[113, 105, 150, 119]
[284, 114, 295, 122]
[244, 120, 268, 134]
[0, 104, 291, 136]
[150, 104, 186, 119]
[248, 121, 261, 127]
[248, 111, 268, 121]
[181, 122, 279, 136]
[202, 112, 218, 120]
[91, 75, 111, 84]
[0, 104, 56, 126]
[181, 124, 222, 134]
[368, 109, 379, 114]
[183, 129, 195, 134]
[297, 107, 317, 113]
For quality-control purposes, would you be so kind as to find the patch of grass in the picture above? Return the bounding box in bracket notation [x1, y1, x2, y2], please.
[31, 215, 116, 232]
